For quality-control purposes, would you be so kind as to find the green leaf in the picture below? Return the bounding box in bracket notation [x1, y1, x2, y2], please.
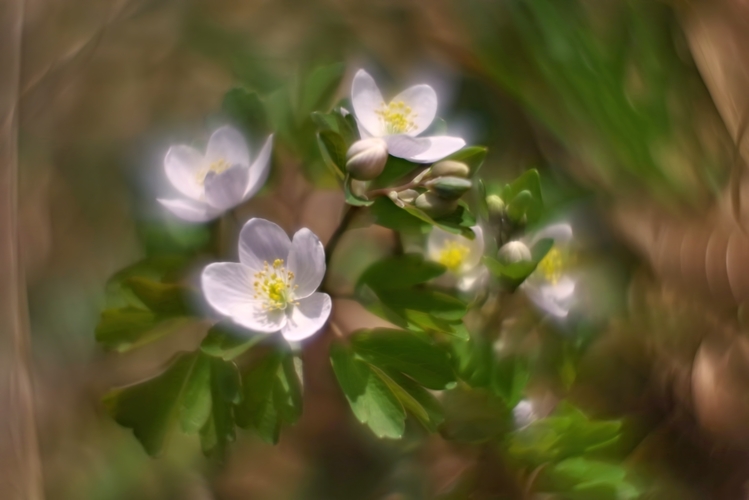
[343, 175, 374, 206]
[357, 254, 446, 292]
[401, 203, 476, 239]
[504, 169, 542, 205]
[330, 341, 406, 439]
[317, 130, 347, 179]
[492, 355, 530, 408]
[380, 289, 467, 321]
[440, 386, 510, 443]
[506, 189, 534, 222]
[298, 63, 346, 118]
[103, 351, 212, 456]
[95, 308, 194, 352]
[351, 328, 456, 390]
[369, 156, 419, 189]
[443, 146, 488, 177]
[200, 323, 264, 361]
[123, 277, 191, 315]
[221, 87, 268, 141]
[200, 357, 242, 456]
[540, 457, 642, 500]
[370, 197, 428, 233]
[234, 348, 303, 443]
[378, 368, 444, 433]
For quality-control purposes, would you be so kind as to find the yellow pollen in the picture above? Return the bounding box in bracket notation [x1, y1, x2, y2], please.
[252, 259, 298, 311]
[537, 247, 564, 285]
[376, 100, 417, 134]
[195, 158, 232, 185]
[438, 241, 470, 272]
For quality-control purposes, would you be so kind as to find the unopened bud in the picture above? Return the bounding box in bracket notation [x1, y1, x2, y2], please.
[415, 192, 459, 218]
[388, 191, 405, 208]
[349, 179, 369, 198]
[486, 194, 505, 217]
[498, 240, 531, 264]
[397, 189, 419, 203]
[346, 138, 388, 180]
[426, 176, 472, 200]
[430, 160, 470, 178]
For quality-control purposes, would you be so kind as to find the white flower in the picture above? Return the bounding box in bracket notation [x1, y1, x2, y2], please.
[158, 126, 273, 222]
[427, 225, 486, 291]
[201, 218, 331, 342]
[520, 223, 576, 318]
[512, 399, 538, 429]
[351, 69, 466, 163]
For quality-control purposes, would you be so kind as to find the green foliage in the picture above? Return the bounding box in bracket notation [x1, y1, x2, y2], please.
[222, 87, 269, 143]
[330, 328, 455, 437]
[442, 146, 488, 178]
[500, 169, 544, 225]
[538, 457, 643, 500]
[357, 253, 468, 339]
[234, 346, 303, 444]
[370, 197, 476, 239]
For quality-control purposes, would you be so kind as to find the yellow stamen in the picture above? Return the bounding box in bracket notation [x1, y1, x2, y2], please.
[438, 241, 470, 272]
[252, 259, 298, 311]
[195, 158, 232, 185]
[537, 247, 564, 285]
[376, 100, 417, 134]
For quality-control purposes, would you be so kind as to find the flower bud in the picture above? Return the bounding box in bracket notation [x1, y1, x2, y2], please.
[498, 240, 531, 264]
[346, 138, 388, 180]
[486, 194, 505, 217]
[349, 179, 370, 198]
[430, 160, 470, 178]
[397, 189, 419, 203]
[388, 191, 405, 208]
[425, 176, 472, 200]
[415, 192, 459, 218]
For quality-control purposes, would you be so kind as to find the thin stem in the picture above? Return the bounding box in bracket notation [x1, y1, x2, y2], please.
[366, 179, 422, 199]
[324, 205, 359, 267]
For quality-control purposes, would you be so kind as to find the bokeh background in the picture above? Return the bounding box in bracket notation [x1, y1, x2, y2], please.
[6, 0, 749, 498]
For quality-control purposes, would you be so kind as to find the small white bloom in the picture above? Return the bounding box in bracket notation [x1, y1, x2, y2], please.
[158, 126, 273, 222]
[351, 69, 466, 163]
[201, 218, 331, 342]
[520, 223, 576, 318]
[512, 399, 537, 429]
[427, 225, 486, 291]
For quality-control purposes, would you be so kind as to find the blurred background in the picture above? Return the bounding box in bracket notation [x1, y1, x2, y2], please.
[6, 0, 749, 498]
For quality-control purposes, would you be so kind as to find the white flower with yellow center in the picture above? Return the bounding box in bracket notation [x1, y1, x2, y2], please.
[201, 218, 331, 341]
[519, 223, 576, 318]
[158, 126, 273, 222]
[351, 69, 466, 163]
[427, 225, 486, 291]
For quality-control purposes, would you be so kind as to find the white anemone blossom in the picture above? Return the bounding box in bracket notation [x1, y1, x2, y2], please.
[201, 218, 331, 342]
[427, 225, 486, 291]
[158, 126, 273, 222]
[520, 223, 576, 318]
[351, 69, 466, 163]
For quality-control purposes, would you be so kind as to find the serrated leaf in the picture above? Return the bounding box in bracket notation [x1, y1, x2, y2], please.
[351, 329, 456, 390]
[200, 323, 264, 361]
[199, 357, 242, 456]
[103, 351, 212, 456]
[234, 348, 303, 444]
[330, 342, 406, 439]
[357, 254, 446, 292]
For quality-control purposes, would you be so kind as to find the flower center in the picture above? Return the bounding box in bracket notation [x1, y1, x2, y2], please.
[376, 100, 417, 134]
[438, 241, 470, 272]
[253, 259, 298, 311]
[537, 247, 564, 285]
[196, 158, 232, 185]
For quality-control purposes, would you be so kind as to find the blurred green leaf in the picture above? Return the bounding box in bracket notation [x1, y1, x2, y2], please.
[298, 62, 346, 119]
[123, 277, 192, 316]
[200, 357, 242, 456]
[539, 457, 642, 500]
[370, 197, 428, 233]
[317, 130, 347, 180]
[95, 308, 194, 353]
[357, 253, 446, 292]
[234, 347, 303, 444]
[222, 87, 269, 142]
[103, 351, 212, 456]
[200, 322, 264, 361]
[370, 156, 419, 189]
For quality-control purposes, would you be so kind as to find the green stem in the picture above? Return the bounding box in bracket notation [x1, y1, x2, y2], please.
[324, 205, 359, 267]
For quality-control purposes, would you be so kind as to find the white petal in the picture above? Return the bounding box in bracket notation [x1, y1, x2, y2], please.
[243, 135, 273, 200]
[158, 198, 218, 222]
[204, 164, 250, 210]
[281, 293, 331, 341]
[287, 228, 326, 299]
[390, 84, 437, 136]
[206, 126, 250, 167]
[238, 218, 291, 272]
[164, 145, 204, 200]
[522, 277, 576, 318]
[530, 223, 573, 246]
[202, 262, 285, 333]
[458, 266, 488, 292]
[386, 135, 465, 163]
[351, 69, 385, 137]
[461, 225, 485, 271]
